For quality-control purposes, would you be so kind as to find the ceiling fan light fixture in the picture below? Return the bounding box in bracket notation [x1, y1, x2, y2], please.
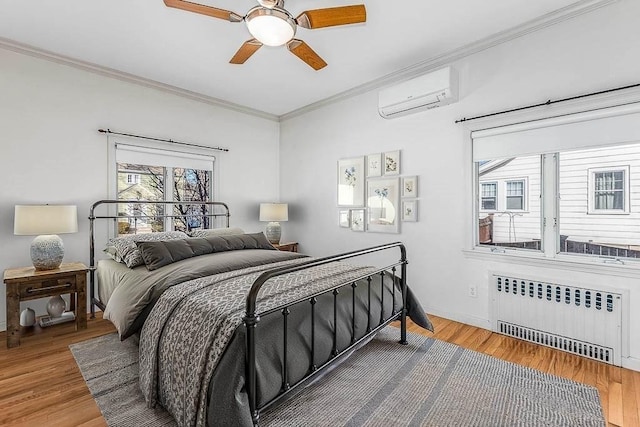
[245, 6, 296, 47]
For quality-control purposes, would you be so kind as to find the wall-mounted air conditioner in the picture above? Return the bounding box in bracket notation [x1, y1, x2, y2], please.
[378, 66, 458, 119]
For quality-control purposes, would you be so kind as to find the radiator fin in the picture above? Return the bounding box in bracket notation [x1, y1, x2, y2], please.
[497, 321, 613, 363]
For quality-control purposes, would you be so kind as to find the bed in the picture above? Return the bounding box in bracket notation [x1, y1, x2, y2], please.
[89, 200, 432, 426]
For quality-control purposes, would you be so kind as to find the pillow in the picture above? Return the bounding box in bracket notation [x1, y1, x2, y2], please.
[137, 232, 275, 271]
[107, 231, 189, 268]
[188, 227, 245, 238]
[103, 245, 123, 263]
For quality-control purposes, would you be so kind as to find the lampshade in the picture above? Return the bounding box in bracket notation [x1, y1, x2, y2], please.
[260, 203, 288, 222]
[14, 205, 78, 235]
[246, 7, 296, 47]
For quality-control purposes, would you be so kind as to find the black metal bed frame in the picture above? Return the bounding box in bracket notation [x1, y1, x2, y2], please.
[88, 199, 230, 316]
[244, 242, 408, 425]
[88, 200, 408, 427]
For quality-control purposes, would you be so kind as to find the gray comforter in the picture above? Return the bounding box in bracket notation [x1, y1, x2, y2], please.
[103, 250, 306, 339]
[136, 250, 431, 427]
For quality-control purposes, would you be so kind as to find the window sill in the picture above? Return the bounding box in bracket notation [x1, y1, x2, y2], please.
[462, 247, 640, 279]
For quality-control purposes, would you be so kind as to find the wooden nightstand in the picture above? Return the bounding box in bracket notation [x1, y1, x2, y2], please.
[3, 262, 88, 348]
[272, 242, 299, 252]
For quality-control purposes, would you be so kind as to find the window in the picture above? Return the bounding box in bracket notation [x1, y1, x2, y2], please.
[506, 180, 525, 210]
[473, 103, 640, 262]
[480, 182, 497, 210]
[126, 173, 140, 184]
[476, 156, 540, 250]
[115, 144, 214, 236]
[590, 168, 627, 212]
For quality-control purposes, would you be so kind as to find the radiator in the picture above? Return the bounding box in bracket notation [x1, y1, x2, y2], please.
[492, 275, 622, 365]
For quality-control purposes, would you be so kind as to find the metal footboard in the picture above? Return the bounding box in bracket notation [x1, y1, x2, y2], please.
[244, 242, 408, 426]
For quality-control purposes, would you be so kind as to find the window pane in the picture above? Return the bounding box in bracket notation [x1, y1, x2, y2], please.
[506, 196, 523, 210]
[117, 163, 165, 235]
[559, 143, 639, 258]
[476, 156, 541, 250]
[481, 198, 496, 210]
[173, 168, 212, 232]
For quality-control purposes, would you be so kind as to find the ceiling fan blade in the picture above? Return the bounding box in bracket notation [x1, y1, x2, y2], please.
[296, 5, 366, 29]
[229, 39, 263, 64]
[287, 39, 327, 70]
[164, 0, 243, 22]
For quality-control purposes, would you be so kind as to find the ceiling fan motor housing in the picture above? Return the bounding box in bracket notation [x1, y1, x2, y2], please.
[245, 6, 297, 47]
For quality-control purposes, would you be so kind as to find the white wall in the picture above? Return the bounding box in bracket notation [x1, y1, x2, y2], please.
[279, 0, 640, 370]
[0, 48, 280, 328]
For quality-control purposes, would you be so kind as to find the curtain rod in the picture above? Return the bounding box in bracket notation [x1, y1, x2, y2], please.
[454, 83, 640, 124]
[98, 128, 230, 152]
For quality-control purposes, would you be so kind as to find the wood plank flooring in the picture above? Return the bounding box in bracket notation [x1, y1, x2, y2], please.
[0, 314, 637, 426]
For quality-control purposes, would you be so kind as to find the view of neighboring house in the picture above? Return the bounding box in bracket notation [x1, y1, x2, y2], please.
[478, 141, 640, 257]
[116, 163, 212, 234]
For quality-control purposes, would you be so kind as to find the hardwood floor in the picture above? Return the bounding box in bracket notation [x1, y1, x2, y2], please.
[0, 314, 637, 426]
[0, 314, 114, 426]
[406, 316, 639, 427]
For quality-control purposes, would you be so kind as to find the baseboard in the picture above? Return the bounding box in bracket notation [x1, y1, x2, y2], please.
[622, 356, 640, 372]
[424, 306, 492, 331]
[0, 320, 5, 333]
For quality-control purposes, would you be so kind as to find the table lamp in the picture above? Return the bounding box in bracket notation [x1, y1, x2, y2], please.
[14, 205, 78, 271]
[259, 203, 288, 244]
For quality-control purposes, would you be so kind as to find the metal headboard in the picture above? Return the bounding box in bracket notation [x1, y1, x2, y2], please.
[88, 199, 230, 317]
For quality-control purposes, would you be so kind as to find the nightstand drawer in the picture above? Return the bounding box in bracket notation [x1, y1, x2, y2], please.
[19, 276, 77, 299]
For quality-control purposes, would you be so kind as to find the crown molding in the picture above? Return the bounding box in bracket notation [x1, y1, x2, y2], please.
[280, 0, 619, 121]
[0, 37, 279, 122]
[0, 0, 617, 124]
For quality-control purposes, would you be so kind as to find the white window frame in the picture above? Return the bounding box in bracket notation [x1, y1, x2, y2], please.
[468, 100, 640, 266]
[479, 181, 498, 212]
[587, 166, 630, 215]
[108, 139, 219, 235]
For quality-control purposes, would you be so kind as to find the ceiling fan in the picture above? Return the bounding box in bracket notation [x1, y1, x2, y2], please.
[164, 0, 366, 70]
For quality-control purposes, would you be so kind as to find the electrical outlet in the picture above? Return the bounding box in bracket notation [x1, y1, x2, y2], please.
[468, 284, 478, 298]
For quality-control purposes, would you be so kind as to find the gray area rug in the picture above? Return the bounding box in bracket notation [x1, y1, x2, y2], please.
[70, 327, 604, 426]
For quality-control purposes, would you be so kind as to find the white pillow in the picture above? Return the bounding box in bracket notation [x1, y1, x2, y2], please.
[106, 231, 189, 268]
[188, 227, 245, 238]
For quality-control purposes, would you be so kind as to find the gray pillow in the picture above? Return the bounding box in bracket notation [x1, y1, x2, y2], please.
[107, 231, 189, 268]
[137, 232, 275, 271]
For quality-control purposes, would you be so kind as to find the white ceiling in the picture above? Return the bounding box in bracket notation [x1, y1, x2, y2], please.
[1, 0, 595, 116]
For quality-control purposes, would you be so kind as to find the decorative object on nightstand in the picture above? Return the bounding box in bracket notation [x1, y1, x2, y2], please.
[19, 307, 36, 327]
[259, 203, 288, 244]
[14, 205, 78, 271]
[46, 295, 66, 317]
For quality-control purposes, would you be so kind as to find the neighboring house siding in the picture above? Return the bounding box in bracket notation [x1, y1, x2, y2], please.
[479, 155, 541, 244]
[479, 144, 640, 248]
[558, 145, 640, 247]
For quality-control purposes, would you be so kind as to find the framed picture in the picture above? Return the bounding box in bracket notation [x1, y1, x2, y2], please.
[366, 153, 382, 177]
[339, 210, 351, 228]
[338, 157, 366, 207]
[383, 150, 400, 176]
[402, 176, 418, 198]
[402, 200, 418, 222]
[350, 208, 366, 232]
[366, 178, 400, 233]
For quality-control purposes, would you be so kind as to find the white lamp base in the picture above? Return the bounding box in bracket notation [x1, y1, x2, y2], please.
[31, 234, 64, 271]
[265, 222, 282, 244]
